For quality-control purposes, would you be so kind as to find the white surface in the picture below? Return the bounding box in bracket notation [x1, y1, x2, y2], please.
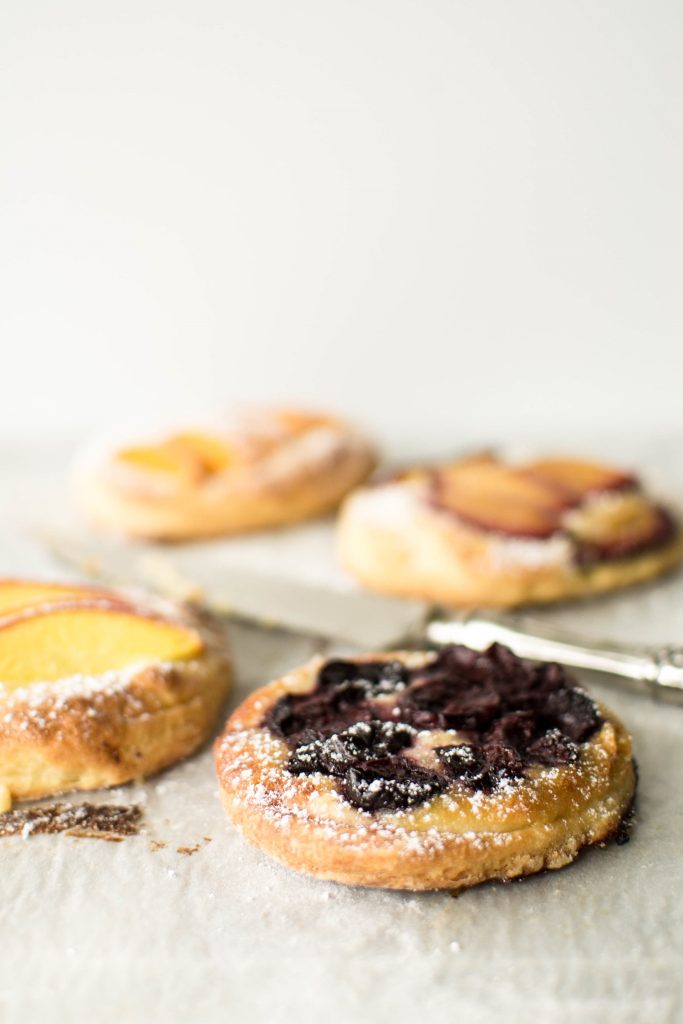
[2, 437, 683, 1022]
[2, 0, 683, 441]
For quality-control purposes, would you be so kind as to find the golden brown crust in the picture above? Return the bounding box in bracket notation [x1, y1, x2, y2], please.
[0, 599, 232, 803]
[214, 652, 635, 891]
[75, 408, 377, 540]
[337, 461, 683, 608]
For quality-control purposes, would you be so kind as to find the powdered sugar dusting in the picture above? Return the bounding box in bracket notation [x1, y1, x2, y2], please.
[346, 483, 425, 529]
[217, 697, 620, 866]
[488, 533, 572, 570]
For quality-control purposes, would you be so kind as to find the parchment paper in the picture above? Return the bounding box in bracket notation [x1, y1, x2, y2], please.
[2, 435, 682, 1024]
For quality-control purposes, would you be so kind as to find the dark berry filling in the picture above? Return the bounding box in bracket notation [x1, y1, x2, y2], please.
[262, 644, 602, 812]
[265, 660, 409, 748]
[288, 720, 415, 776]
[342, 758, 445, 812]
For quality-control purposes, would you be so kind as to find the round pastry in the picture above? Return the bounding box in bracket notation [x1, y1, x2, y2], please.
[215, 642, 635, 891]
[75, 407, 377, 540]
[0, 578, 231, 805]
[337, 453, 683, 607]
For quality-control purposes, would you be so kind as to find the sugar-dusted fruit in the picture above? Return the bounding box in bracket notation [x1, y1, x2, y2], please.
[0, 579, 104, 616]
[433, 461, 571, 538]
[0, 580, 231, 805]
[566, 491, 674, 563]
[165, 432, 236, 474]
[115, 444, 204, 485]
[0, 606, 203, 689]
[75, 405, 377, 539]
[338, 452, 682, 608]
[525, 458, 634, 498]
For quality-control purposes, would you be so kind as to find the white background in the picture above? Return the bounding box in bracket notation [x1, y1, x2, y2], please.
[2, 10, 683, 1019]
[2, 0, 682, 446]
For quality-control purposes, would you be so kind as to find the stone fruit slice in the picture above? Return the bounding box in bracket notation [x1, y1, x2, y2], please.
[0, 606, 203, 689]
[274, 409, 328, 434]
[566, 492, 672, 561]
[0, 580, 112, 617]
[524, 458, 634, 497]
[166, 433, 236, 474]
[433, 462, 570, 538]
[115, 444, 203, 483]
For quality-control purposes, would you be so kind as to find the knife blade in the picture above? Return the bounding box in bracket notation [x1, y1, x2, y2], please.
[41, 527, 429, 649]
[41, 527, 683, 703]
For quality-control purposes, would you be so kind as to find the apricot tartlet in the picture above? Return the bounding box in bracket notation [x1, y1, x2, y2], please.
[0, 579, 231, 805]
[337, 453, 683, 607]
[75, 407, 377, 540]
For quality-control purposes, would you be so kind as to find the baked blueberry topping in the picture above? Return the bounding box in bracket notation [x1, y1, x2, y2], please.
[266, 660, 410, 748]
[263, 644, 602, 812]
[288, 720, 415, 776]
[317, 659, 409, 696]
[436, 742, 519, 792]
[341, 758, 444, 812]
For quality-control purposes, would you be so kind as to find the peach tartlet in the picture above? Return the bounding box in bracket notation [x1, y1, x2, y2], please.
[337, 453, 683, 608]
[75, 407, 377, 540]
[0, 579, 231, 806]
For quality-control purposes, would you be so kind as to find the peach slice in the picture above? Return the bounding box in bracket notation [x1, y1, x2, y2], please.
[166, 432, 236, 474]
[433, 462, 569, 538]
[275, 409, 329, 435]
[0, 606, 203, 690]
[0, 580, 106, 617]
[115, 443, 204, 483]
[524, 458, 634, 498]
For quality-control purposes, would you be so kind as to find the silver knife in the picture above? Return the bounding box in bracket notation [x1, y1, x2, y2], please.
[42, 528, 683, 704]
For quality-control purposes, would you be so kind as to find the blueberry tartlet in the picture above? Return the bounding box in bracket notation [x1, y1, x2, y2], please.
[214, 643, 635, 891]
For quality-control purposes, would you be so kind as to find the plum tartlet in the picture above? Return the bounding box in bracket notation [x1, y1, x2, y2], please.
[337, 453, 683, 607]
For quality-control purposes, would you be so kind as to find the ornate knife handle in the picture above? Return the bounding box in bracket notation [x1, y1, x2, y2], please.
[425, 610, 683, 705]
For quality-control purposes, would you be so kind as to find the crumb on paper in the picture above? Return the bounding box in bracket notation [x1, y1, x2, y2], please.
[177, 843, 201, 856]
[0, 802, 143, 840]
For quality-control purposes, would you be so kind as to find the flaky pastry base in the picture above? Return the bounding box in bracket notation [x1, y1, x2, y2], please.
[337, 486, 683, 608]
[215, 653, 635, 891]
[0, 606, 231, 803]
[77, 424, 376, 540]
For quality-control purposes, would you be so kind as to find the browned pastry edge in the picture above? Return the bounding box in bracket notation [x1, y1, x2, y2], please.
[77, 415, 377, 540]
[215, 652, 635, 891]
[0, 605, 232, 803]
[337, 481, 683, 608]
